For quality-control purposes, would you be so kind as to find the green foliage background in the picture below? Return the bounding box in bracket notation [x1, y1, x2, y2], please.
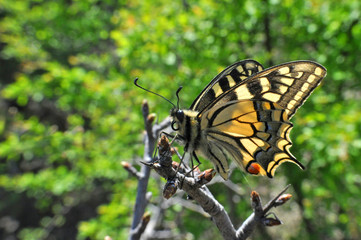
[0, 0, 360, 239]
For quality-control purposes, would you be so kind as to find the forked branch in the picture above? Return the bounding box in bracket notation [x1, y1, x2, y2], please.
[128, 101, 171, 240]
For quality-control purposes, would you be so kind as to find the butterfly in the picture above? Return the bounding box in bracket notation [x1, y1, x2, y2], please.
[169, 60, 326, 180]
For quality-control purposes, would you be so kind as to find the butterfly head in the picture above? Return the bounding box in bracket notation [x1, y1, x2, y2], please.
[170, 108, 184, 131]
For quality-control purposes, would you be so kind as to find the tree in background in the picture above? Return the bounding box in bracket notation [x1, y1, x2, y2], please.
[0, 0, 360, 239]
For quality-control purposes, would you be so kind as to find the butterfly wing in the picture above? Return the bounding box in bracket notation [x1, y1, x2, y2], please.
[200, 61, 327, 119]
[197, 61, 326, 178]
[190, 60, 264, 113]
[199, 100, 298, 178]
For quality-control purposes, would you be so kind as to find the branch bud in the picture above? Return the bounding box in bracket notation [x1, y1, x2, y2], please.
[262, 217, 282, 226]
[142, 100, 149, 118]
[158, 135, 170, 155]
[163, 179, 178, 199]
[170, 147, 178, 155]
[172, 161, 180, 169]
[147, 113, 156, 123]
[142, 99, 148, 108]
[142, 212, 151, 223]
[198, 169, 216, 183]
[121, 161, 131, 169]
[250, 191, 263, 214]
[275, 193, 292, 207]
[251, 191, 260, 200]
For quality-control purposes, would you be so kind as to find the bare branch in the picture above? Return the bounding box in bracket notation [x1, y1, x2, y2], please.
[129, 100, 156, 240]
[236, 185, 291, 239]
[121, 161, 142, 179]
[129, 213, 151, 240]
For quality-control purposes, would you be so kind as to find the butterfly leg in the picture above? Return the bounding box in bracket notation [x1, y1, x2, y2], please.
[182, 152, 202, 179]
[160, 131, 175, 141]
[175, 151, 188, 189]
[192, 152, 202, 173]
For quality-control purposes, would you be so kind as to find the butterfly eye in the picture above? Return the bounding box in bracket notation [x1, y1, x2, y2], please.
[175, 110, 184, 122]
[171, 121, 179, 131]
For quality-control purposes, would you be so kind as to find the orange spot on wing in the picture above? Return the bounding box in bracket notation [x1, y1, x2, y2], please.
[247, 163, 262, 175]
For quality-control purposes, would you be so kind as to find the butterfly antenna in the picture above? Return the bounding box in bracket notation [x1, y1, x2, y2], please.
[175, 86, 183, 109]
[134, 78, 176, 108]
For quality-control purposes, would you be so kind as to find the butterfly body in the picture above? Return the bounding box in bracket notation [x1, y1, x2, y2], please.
[170, 60, 327, 180]
[170, 108, 200, 151]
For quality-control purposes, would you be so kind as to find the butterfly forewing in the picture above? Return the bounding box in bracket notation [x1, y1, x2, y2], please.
[199, 61, 327, 119]
[190, 60, 264, 113]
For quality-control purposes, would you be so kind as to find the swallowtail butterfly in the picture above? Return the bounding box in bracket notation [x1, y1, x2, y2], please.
[169, 60, 326, 180]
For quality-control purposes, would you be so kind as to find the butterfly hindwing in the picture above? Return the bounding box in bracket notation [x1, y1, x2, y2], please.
[199, 99, 300, 178]
[190, 60, 264, 113]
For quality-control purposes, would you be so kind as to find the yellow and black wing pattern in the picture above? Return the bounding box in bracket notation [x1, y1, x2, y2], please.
[194, 60, 326, 179]
[200, 100, 295, 179]
[190, 60, 264, 113]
